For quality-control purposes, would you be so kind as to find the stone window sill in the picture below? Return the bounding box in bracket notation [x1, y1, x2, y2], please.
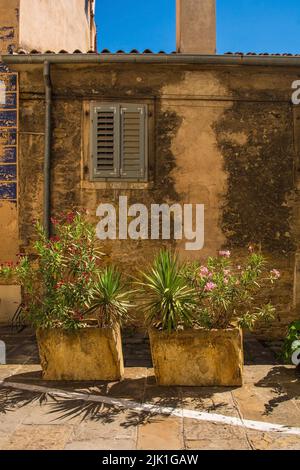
[81, 180, 154, 190]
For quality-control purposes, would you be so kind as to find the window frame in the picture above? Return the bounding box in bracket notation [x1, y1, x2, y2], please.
[90, 102, 149, 183]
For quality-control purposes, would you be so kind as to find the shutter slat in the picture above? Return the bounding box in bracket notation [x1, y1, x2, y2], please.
[120, 105, 146, 179]
[92, 105, 119, 178]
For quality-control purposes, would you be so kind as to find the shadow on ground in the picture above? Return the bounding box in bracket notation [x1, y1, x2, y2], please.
[255, 365, 300, 415]
[0, 369, 241, 428]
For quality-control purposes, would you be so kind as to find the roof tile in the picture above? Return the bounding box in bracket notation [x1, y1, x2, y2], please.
[7, 50, 300, 57]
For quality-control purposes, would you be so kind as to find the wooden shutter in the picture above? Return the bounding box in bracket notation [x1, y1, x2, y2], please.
[92, 104, 119, 178]
[120, 104, 146, 179]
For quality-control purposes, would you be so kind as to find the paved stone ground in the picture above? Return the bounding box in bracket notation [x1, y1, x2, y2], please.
[0, 327, 299, 450]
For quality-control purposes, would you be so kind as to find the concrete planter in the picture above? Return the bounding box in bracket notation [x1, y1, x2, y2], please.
[36, 326, 124, 381]
[149, 327, 243, 387]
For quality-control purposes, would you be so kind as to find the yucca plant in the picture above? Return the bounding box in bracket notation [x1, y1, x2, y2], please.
[138, 250, 197, 333]
[85, 266, 132, 328]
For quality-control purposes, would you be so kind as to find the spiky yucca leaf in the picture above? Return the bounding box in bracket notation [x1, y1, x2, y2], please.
[85, 266, 132, 328]
[139, 250, 197, 333]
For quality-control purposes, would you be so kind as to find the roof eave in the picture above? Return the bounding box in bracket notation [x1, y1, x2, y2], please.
[2, 53, 300, 67]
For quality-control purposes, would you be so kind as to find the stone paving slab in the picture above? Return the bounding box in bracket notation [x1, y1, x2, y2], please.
[64, 438, 137, 451]
[246, 431, 300, 450]
[137, 417, 183, 450]
[70, 410, 138, 441]
[0, 424, 72, 450]
[232, 382, 300, 427]
[185, 437, 250, 450]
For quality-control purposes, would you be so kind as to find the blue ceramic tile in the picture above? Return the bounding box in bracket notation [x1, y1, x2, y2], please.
[0, 110, 17, 127]
[0, 147, 16, 163]
[0, 129, 17, 146]
[0, 182, 17, 199]
[0, 165, 16, 181]
[7, 74, 17, 92]
[0, 93, 17, 109]
[0, 74, 17, 92]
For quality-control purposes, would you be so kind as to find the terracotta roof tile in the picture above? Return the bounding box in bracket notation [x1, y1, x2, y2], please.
[8, 49, 300, 57]
[225, 51, 300, 57]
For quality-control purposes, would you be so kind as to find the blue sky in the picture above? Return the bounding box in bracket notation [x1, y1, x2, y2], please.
[95, 0, 300, 54]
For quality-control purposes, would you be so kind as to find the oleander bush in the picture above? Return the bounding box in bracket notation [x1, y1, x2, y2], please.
[139, 249, 280, 332]
[0, 212, 131, 330]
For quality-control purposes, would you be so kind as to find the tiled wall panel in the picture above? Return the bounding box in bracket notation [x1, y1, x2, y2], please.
[0, 63, 17, 203]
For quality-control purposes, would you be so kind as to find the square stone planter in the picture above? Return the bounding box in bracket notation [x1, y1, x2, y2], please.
[36, 326, 124, 381]
[149, 327, 243, 387]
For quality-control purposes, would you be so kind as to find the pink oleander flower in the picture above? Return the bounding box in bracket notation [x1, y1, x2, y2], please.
[219, 250, 231, 258]
[66, 212, 76, 224]
[54, 280, 65, 290]
[224, 278, 229, 285]
[223, 269, 230, 276]
[50, 217, 59, 226]
[50, 236, 60, 243]
[270, 269, 280, 279]
[204, 282, 217, 292]
[199, 266, 209, 277]
[5, 261, 14, 267]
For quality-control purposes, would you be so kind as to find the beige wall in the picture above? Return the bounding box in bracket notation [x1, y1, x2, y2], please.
[7, 61, 299, 337]
[0, 285, 21, 323]
[1, 0, 96, 53]
[19, 0, 92, 52]
[176, 0, 216, 54]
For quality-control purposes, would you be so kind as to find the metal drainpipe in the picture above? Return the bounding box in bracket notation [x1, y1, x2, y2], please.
[43, 61, 52, 238]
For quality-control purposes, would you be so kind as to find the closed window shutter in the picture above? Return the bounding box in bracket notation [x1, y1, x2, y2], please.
[92, 104, 119, 178]
[120, 104, 146, 179]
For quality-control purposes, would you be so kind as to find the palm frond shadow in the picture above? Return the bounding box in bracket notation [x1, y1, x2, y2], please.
[121, 395, 182, 427]
[48, 391, 184, 426]
[0, 387, 56, 415]
[0, 379, 183, 427]
[48, 398, 123, 423]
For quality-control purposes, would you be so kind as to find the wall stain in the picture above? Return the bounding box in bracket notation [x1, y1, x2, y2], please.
[214, 101, 295, 254]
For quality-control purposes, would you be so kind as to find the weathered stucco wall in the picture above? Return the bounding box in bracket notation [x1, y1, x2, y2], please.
[19, 0, 92, 52]
[10, 62, 300, 337]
